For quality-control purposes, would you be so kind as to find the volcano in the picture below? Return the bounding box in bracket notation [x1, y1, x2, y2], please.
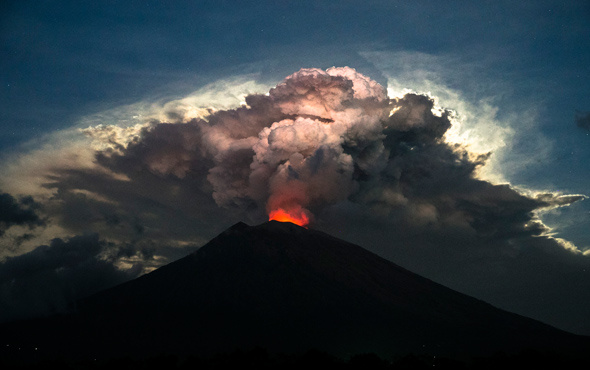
[2, 221, 589, 361]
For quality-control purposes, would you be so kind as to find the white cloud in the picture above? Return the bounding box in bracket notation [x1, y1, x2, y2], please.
[361, 50, 554, 185]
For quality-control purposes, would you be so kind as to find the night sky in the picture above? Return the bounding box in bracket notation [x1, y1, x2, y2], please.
[1, 1, 590, 337]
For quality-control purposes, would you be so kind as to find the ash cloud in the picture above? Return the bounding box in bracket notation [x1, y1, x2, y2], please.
[0, 234, 139, 323]
[0, 192, 44, 236]
[0, 231, 197, 323]
[93, 67, 583, 243]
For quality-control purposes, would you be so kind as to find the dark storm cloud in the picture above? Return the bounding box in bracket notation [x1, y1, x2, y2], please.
[0, 192, 44, 236]
[0, 231, 195, 323]
[0, 234, 139, 323]
[575, 111, 590, 131]
[42, 163, 231, 246]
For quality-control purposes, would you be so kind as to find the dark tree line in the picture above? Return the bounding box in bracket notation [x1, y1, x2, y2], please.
[2, 347, 590, 370]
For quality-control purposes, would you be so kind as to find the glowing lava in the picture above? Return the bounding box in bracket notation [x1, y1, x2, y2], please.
[268, 208, 310, 228]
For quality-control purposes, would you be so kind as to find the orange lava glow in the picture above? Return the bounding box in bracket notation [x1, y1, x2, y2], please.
[269, 208, 310, 228]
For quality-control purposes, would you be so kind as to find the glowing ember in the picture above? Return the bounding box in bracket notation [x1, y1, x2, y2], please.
[269, 208, 310, 228]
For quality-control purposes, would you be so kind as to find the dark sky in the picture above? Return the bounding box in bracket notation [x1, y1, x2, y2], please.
[1, 1, 590, 336]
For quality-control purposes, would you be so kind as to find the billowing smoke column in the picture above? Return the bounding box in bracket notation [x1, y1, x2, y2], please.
[98, 66, 581, 232]
[205, 67, 391, 226]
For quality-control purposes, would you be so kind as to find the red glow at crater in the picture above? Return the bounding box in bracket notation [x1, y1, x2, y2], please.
[268, 208, 310, 228]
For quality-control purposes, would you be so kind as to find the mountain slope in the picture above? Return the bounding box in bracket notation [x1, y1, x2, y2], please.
[2, 221, 589, 360]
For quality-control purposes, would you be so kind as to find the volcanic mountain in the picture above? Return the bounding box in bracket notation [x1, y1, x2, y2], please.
[2, 221, 589, 361]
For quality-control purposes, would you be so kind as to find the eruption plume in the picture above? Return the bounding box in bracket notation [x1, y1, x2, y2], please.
[193, 66, 390, 225]
[94, 66, 583, 237]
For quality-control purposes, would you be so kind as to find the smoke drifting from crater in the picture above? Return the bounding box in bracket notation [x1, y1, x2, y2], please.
[94, 67, 582, 237]
[204, 67, 390, 224]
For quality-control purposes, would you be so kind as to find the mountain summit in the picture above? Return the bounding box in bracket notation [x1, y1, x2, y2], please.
[2, 221, 589, 360]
